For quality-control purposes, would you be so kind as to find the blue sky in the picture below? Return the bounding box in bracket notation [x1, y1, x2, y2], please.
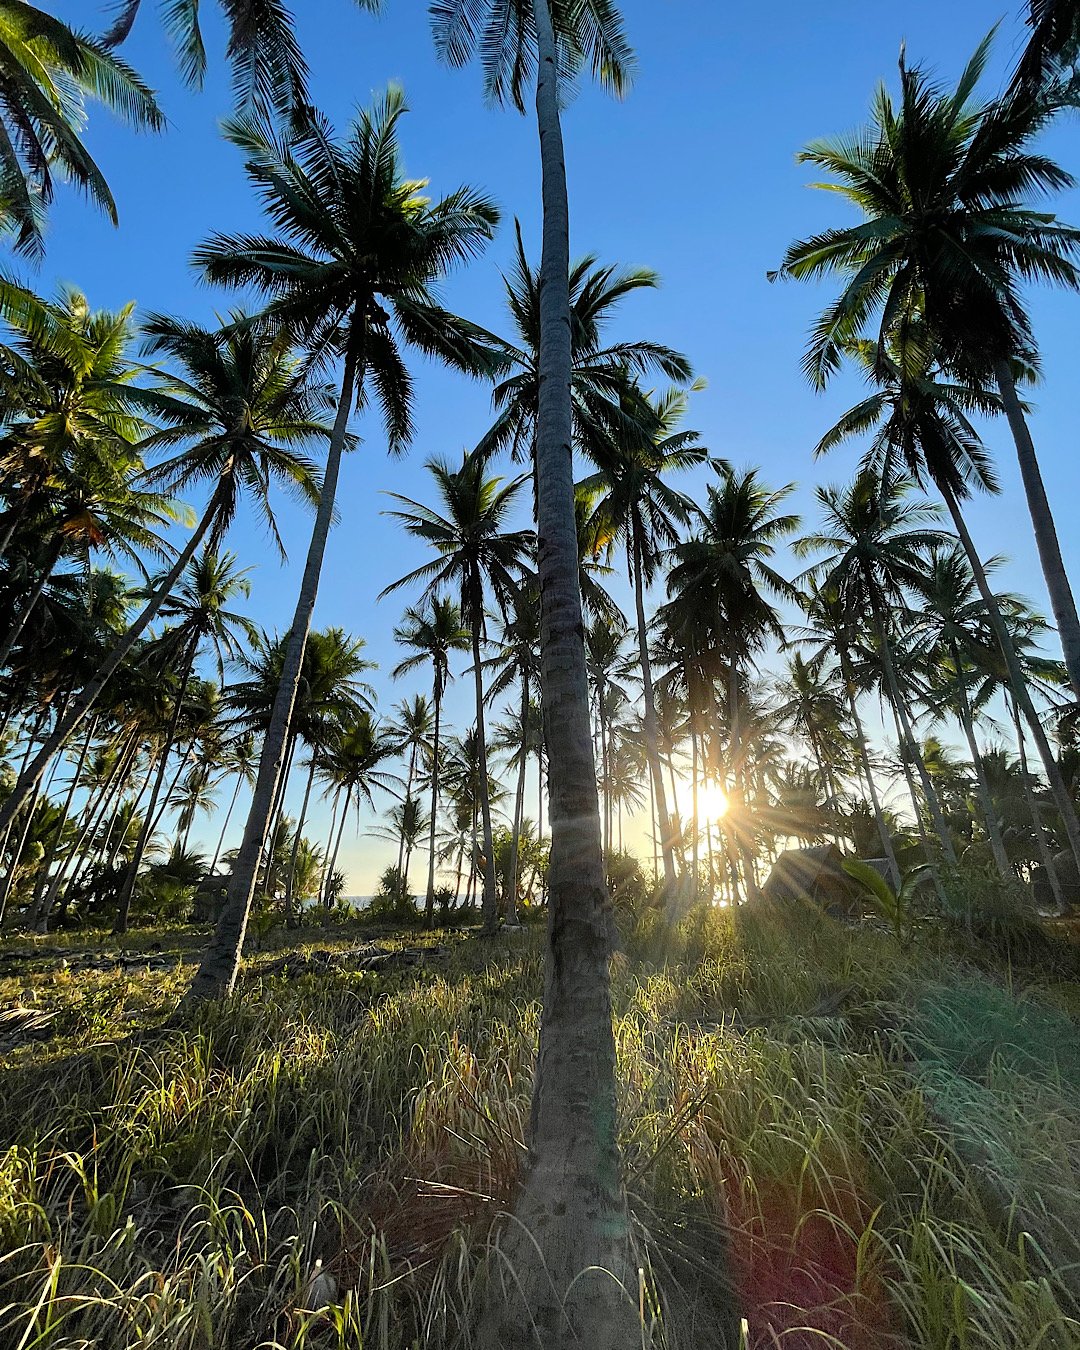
[31, 1, 1080, 890]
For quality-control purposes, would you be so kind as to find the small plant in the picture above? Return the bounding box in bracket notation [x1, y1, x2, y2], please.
[366, 866, 419, 924]
[842, 857, 929, 948]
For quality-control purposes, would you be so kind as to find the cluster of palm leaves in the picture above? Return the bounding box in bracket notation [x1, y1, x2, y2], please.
[1, 1, 1079, 1342]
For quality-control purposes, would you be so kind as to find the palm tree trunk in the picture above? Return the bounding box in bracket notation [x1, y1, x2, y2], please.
[728, 660, 761, 902]
[185, 336, 361, 1004]
[949, 638, 1013, 880]
[0, 537, 63, 670]
[691, 720, 700, 893]
[324, 789, 352, 911]
[424, 677, 443, 926]
[0, 476, 230, 838]
[839, 644, 901, 886]
[28, 717, 98, 932]
[284, 757, 317, 926]
[1010, 694, 1066, 911]
[472, 622, 499, 935]
[507, 673, 529, 926]
[632, 533, 677, 887]
[209, 774, 244, 878]
[319, 789, 341, 911]
[939, 482, 1080, 875]
[478, 4, 636, 1344]
[995, 359, 1080, 699]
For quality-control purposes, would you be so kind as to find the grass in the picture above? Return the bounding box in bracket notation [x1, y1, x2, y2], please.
[0, 905, 1077, 1348]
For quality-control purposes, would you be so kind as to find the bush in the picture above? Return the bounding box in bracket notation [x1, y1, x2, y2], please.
[365, 866, 419, 925]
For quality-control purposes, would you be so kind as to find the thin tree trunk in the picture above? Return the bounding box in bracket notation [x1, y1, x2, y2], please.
[728, 660, 760, 902]
[939, 482, 1080, 874]
[507, 673, 528, 926]
[479, 5, 637, 1342]
[424, 677, 443, 926]
[995, 359, 1080, 700]
[472, 622, 499, 934]
[0, 537, 62, 669]
[691, 721, 700, 894]
[28, 718, 98, 932]
[0, 478, 230, 837]
[949, 638, 1013, 880]
[632, 532, 676, 887]
[839, 644, 901, 887]
[185, 337, 360, 1004]
[209, 774, 244, 877]
[114, 651, 196, 935]
[1011, 694, 1066, 911]
[324, 789, 352, 911]
[283, 757, 317, 926]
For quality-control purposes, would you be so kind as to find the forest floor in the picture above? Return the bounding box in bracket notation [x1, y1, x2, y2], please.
[0, 902, 1078, 1349]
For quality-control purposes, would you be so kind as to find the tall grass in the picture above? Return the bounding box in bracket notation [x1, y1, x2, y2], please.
[0, 910, 1077, 1348]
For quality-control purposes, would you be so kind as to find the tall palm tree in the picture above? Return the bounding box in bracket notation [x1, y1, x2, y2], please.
[387, 694, 434, 879]
[186, 90, 500, 1002]
[383, 451, 533, 934]
[582, 382, 712, 884]
[815, 331, 1080, 870]
[0, 313, 331, 838]
[390, 598, 471, 925]
[777, 36, 1080, 697]
[0, 3, 162, 255]
[103, 0, 382, 126]
[314, 712, 398, 906]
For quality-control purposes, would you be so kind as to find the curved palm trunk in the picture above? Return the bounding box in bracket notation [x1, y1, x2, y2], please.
[284, 757, 317, 926]
[114, 652, 196, 934]
[185, 341, 360, 1004]
[869, 591, 958, 867]
[0, 537, 63, 670]
[479, 4, 637, 1342]
[0, 477, 229, 838]
[939, 482, 1080, 875]
[28, 718, 98, 932]
[839, 644, 901, 887]
[949, 638, 1013, 880]
[472, 623, 499, 934]
[995, 359, 1080, 700]
[632, 533, 677, 888]
[424, 676, 444, 926]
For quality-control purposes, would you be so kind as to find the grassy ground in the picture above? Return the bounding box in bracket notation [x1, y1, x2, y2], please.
[0, 904, 1078, 1349]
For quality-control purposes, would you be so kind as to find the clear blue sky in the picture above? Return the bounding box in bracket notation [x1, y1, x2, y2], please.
[32, 1, 1080, 890]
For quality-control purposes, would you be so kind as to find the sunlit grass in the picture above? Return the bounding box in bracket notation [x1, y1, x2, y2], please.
[0, 908, 1077, 1347]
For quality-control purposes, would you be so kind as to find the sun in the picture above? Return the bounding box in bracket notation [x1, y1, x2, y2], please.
[697, 782, 729, 820]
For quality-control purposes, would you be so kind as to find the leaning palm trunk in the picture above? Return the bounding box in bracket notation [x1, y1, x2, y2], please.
[27, 717, 98, 932]
[995, 359, 1080, 700]
[0, 476, 229, 838]
[185, 340, 360, 1004]
[478, 3, 638, 1343]
[424, 680, 443, 926]
[839, 644, 901, 887]
[950, 638, 1013, 881]
[472, 624, 499, 934]
[633, 535, 677, 887]
[939, 482, 1080, 875]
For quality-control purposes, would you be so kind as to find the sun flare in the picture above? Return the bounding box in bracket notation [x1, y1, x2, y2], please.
[697, 782, 730, 820]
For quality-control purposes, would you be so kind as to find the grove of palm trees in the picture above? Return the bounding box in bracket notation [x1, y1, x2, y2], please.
[1, 2, 1079, 1347]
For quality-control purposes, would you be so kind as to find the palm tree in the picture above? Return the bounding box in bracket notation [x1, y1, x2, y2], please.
[661, 468, 800, 898]
[777, 36, 1080, 697]
[582, 382, 712, 884]
[814, 331, 1080, 871]
[0, 313, 331, 839]
[1012, 0, 1080, 96]
[185, 90, 500, 1003]
[383, 451, 533, 934]
[390, 598, 471, 925]
[796, 472, 959, 871]
[583, 615, 634, 859]
[387, 694, 434, 879]
[430, 4, 642, 1330]
[0, 3, 162, 255]
[315, 712, 399, 907]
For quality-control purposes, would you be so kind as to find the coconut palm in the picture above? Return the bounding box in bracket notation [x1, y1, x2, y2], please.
[390, 598, 471, 925]
[430, 3, 642, 1328]
[582, 382, 712, 884]
[0, 3, 161, 255]
[186, 89, 500, 1002]
[777, 36, 1080, 697]
[103, 0, 382, 125]
[1012, 0, 1080, 96]
[382, 451, 533, 934]
[386, 694, 434, 878]
[314, 712, 399, 907]
[0, 312, 332, 839]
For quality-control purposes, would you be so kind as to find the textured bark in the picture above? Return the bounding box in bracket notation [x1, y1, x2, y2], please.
[185, 343, 359, 1004]
[0, 477, 228, 838]
[995, 360, 1080, 701]
[478, 3, 639, 1344]
[632, 532, 677, 886]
